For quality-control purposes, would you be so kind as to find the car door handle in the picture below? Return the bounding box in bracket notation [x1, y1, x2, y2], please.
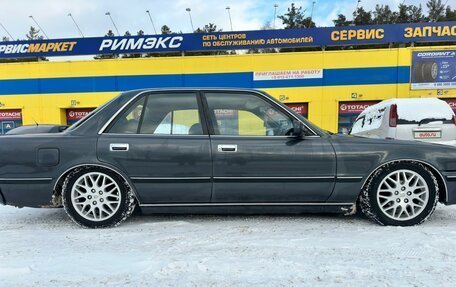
[218, 144, 237, 152]
[109, 143, 129, 152]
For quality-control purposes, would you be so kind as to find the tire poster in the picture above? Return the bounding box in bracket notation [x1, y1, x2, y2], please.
[411, 50, 456, 90]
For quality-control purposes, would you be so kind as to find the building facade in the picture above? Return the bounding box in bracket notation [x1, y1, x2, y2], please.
[0, 45, 455, 134]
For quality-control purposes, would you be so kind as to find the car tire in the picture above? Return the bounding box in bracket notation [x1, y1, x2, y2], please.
[62, 167, 136, 228]
[359, 162, 439, 226]
[422, 61, 438, 83]
[412, 62, 424, 83]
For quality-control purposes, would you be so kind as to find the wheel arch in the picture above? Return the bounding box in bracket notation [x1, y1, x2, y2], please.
[53, 163, 140, 206]
[361, 159, 447, 203]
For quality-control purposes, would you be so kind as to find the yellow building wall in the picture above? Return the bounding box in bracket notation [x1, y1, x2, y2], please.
[0, 45, 455, 133]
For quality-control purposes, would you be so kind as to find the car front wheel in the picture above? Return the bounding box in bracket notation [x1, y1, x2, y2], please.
[360, 162, 439, 226]
[62, 167, 135, 228]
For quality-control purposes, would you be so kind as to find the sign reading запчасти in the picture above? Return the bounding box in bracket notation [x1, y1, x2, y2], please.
[0, 21, 454, 59]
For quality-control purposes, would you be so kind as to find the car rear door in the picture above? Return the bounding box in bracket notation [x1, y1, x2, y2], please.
[97, 91, 212, 204]
[203, 91, 336, 203]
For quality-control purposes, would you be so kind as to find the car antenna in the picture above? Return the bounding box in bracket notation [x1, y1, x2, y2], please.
[32, 118, 39, 126]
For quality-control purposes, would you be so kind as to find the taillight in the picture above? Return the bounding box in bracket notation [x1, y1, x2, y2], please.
[452, 115, 456, 125]
[389, 104, 398, 127]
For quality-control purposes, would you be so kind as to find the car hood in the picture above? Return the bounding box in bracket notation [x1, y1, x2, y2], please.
[330, 133, 456, 149]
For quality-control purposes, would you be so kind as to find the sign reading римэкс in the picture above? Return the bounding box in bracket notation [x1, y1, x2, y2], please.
[0, 21, 454, 59]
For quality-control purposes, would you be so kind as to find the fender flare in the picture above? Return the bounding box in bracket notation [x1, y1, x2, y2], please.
[53, 163, 141, 203]
[361, 159, 448, 203]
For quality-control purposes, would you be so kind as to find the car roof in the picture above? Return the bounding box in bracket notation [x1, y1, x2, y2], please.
[122, 87, 263, 95]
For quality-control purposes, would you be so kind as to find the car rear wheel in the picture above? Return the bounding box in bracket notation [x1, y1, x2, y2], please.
[62, 167, 136, 228]
[359, 162, 439, 226]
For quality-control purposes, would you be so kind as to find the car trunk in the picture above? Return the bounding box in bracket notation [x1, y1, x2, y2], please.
[396, 122, 456, 145]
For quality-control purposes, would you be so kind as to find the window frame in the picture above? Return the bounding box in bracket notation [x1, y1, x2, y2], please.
[201, 90, 319, 138]
[101, 91, 209, 136]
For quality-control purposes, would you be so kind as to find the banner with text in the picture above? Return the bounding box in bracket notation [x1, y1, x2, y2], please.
[411, 50, 456, 90]
[0, 21, 455, 59]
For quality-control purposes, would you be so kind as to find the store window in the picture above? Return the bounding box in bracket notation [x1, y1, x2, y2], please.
[66, 108, 95, 125]
[285, 103, 308, 118]
[0, 109, 23, 134]
[338, 101, 379, 134]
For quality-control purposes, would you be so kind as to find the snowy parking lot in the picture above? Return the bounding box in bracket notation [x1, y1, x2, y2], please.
[1, 204, 456, 287]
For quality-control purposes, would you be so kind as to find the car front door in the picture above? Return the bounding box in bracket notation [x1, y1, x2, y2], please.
[203, 91, 336, 203]
[97, 91, 212, 204]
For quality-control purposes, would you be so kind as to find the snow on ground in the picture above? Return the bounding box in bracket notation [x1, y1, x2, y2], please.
[1, 205, 456, 287]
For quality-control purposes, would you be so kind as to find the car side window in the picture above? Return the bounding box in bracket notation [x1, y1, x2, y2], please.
[205, 93, 294, 136]
[107, 93, 203, 135]
[108, 97, 146, 134]
[139, 93, 203, 135]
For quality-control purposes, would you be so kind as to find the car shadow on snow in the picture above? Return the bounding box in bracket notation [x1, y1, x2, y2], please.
[1, 204, 455, 228]
[119, 203, 456, 228]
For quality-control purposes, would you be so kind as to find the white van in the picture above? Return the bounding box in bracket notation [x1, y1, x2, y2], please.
[349, 98, 456, 146]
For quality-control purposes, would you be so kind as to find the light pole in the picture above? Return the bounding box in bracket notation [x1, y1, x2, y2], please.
[354, 0, 361, 21]
[29, 15, 49, 39]
[273, 4, 278, 29]
[146, 10, 157, 34]
[309, 1, 316, 26]
[186, 8, 194, 32]
[226, 6, 233, 31]
[105, 12, 120, 36]
[68, 13, 84, 37]
[0, 21, 15, 41]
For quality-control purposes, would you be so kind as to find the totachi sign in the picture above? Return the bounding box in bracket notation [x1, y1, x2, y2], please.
[0, 109, 22, 120]
[66, 108, 94, 124]
[0, 109, 23, 134]
[286, 103, 309, 116]
[339, 101, 379, 114]
[442, 98, 456, 112]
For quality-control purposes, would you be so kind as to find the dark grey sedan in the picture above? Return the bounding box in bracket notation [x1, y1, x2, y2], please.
[1, 88, 456, 228]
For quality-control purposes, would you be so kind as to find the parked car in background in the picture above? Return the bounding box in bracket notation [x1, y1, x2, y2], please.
[6, 124, 68, 135]
[2, 89, 456, 228]
[349, 98, 456, 146]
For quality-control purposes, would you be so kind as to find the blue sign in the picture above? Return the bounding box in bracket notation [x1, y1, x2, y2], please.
[0, 21, 454, 59]
[411, 50, 456, 90]
[1, 121, 15, 134]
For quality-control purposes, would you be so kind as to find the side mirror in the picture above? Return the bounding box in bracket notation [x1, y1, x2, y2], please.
[292, 120, 306, 138]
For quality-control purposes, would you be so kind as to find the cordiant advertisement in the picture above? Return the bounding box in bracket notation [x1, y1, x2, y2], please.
[411, 50, 456, 90]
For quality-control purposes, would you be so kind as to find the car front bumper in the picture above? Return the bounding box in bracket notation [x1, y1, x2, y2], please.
[442, 172, 456, 205]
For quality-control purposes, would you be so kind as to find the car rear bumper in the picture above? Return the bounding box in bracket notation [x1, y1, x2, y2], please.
[0, 180, 54, 207]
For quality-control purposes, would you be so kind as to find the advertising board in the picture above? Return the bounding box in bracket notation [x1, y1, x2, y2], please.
[411, 50, 456, 90]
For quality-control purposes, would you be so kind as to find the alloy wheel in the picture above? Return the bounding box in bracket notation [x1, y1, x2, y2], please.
[376, 169, 429, 221]
[70, 172, 122, 221]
